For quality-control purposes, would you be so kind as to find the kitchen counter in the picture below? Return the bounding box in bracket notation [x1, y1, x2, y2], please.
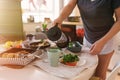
[62, 21, 83, 26]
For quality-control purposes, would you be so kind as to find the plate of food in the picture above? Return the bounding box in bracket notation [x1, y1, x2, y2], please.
[59, 53, 86, 67]
[29, 40, 50, 49]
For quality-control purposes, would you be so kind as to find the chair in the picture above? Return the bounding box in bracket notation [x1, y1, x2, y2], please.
[106, 62, 120, 80]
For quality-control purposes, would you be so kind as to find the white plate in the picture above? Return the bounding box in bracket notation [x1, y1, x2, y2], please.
[77, 58, 86, 67]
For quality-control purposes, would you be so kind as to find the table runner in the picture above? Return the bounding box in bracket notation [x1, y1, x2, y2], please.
[34, 53, 97, 79]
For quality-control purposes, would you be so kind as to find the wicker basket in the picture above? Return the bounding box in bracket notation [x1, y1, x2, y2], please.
[0, 48, 36, 66]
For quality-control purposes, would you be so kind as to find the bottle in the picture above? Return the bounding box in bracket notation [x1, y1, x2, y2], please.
[46, 24, 69, 48]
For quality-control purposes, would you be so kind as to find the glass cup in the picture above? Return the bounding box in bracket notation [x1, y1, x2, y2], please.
[47, 48, 61, 67]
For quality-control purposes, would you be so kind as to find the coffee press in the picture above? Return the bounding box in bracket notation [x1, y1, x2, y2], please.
[46, 24, 69, 48]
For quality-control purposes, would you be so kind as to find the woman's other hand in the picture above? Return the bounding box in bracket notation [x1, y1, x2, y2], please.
[89, 39, 105, 55]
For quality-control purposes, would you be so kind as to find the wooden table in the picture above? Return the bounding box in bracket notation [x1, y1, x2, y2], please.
[0, 47, 98, 80]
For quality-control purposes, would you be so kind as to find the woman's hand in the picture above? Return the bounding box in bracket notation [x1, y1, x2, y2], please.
[53, 17, 63, 29]
[89, 39, 105, 55]
[53, 17, 63, 25]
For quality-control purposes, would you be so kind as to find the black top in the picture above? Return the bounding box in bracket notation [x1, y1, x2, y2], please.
[77, 0, 120, 43]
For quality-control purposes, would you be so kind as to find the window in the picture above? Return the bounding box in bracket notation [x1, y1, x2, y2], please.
[21, 0, 60, 23]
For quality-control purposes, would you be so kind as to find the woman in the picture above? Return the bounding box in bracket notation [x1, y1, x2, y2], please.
[54, 0, 120, 80]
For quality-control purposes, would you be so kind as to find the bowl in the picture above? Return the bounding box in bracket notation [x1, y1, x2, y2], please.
[67, 41, 82, 53]
[67, 16, 80, 22]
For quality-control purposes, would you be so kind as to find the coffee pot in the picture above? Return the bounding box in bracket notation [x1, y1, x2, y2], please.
[46, 24, 69, 48]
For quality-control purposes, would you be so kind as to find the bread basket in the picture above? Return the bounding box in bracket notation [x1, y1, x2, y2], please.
[0, 48, 37, 66]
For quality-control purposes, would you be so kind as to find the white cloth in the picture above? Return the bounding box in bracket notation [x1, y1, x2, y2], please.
[34, 50, 98, 79]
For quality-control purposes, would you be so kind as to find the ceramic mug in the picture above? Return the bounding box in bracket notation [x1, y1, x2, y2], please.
[47, 48, 61, 67]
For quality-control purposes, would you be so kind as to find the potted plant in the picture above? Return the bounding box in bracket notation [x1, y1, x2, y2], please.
[42, 22, 48, 33]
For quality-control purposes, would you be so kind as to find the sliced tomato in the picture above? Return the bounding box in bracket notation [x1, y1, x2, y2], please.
[65, 62, 77, 66]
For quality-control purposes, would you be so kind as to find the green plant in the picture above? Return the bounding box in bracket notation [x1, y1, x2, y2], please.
[42, 23, 47, 31]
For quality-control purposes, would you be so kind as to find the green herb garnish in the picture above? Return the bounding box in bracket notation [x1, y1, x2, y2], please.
[63, 54, 79, 63]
